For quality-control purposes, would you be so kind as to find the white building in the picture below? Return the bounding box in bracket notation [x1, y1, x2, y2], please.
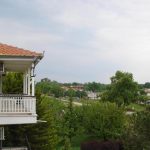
[144, 88, 150, 96]
[0, 43, 43, 149]
[87, 91, 98, 100]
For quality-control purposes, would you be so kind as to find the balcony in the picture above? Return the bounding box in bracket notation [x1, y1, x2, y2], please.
[0, 95, 37, 125]
[0, 51, 43, 125]
[0, 95, 36, 114]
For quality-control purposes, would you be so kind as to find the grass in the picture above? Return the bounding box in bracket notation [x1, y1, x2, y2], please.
[126, 103, 146, 112]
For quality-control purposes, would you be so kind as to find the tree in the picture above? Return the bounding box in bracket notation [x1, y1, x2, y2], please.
[25, 95, 61, 150]
[51, 84, 64, 98]
[36, 79, 51, 94]
[101, 71, 139, 106]
[143, 82, 150, 88]
[60, 97, 83, 149]
[36, 79, 64, 97]
[3, 72, 23, 94]
[84, 82, 107, 92]
[82, 102, 125, 140]
[76, 90, 87, 98]
[135, 111, 150, 149]
[65, 89, 76, 98]
[123, 110, 150, 150]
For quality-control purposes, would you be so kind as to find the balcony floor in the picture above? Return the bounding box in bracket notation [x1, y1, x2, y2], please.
[0, 114, 37, 125]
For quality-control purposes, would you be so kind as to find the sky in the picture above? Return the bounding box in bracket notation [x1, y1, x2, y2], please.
[0, 0, 150, 83]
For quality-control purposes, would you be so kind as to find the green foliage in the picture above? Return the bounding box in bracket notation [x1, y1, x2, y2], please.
[84, 82, 107, 92]
[101, 71, 139, 106]
[64, 90, 87, 99]
[61, 137, 72, 150]
[3, 72, 23, 94]
[36, 79, 107, 99]
[36, 79, 64, 97]
[64, 89, 76, 98]
[143, 82, 150, 88]
[123, 110, 150, 150]
[25, 94, 63, 150]
[135, 111, 150, 142]
[82, 102, 125, 140]
[5, 73, 150, 149]
[51, 84, 64, 98]
[75, 90, 87, 98]
[126, 103, 145, 112]
[60, 98, 82, 148]
[36, 79, 51, 94]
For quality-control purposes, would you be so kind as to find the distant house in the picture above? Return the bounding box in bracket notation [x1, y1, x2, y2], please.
[87, 91, 97, 100]
[62, 85, 84, 91]
[70, 85, 84, 91]
[144, 88, 150, 96]
[61, 86, 69, 91]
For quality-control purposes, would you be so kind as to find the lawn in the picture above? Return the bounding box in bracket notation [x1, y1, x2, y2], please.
[126, 103, 146, 112]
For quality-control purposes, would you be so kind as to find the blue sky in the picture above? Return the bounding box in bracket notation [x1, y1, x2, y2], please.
[0, 0, 150, 83]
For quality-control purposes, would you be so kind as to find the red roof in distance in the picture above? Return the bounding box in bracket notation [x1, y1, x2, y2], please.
[0, 43, 43, 57]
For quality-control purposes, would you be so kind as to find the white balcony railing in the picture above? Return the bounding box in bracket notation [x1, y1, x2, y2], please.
[0, 95, 36, 114]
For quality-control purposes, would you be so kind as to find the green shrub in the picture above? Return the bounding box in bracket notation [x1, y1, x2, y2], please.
[123, 110, 150, 150]
[82, 102, 125, 140]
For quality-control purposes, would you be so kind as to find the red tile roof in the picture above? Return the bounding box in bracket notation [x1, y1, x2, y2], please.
[0, 43, 43, 57]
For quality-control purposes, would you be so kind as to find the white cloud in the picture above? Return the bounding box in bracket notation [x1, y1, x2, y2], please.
[1, 0, 150, 83]
[0, 18, 64, 50]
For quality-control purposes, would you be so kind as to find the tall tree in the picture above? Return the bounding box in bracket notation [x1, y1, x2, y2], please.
[60, 97, 82, 149]
[25, 94, 60, 150]
[101, 71, 139, 106]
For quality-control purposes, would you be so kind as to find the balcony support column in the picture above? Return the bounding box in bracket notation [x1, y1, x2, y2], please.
[23, 73, 26, 94]
[25, 71, 28, 94]
[23, 71, 28, 95]
[27, 68, 31, 96]
[0, 74, 2, 94]
[31, 63, 35, 96]
[31, 76, 35, 96]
